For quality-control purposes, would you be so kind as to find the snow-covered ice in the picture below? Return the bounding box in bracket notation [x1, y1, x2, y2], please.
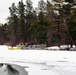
[0, 45, 76, 75]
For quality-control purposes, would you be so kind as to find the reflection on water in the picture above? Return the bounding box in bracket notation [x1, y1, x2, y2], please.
[0, 63, 28, 75]
[6, 64, 19, 75]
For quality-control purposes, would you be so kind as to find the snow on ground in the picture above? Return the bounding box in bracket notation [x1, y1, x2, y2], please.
[0, 45, 76, 75]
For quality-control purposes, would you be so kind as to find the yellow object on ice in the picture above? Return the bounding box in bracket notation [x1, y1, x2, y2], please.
[8, 46, 22, 50]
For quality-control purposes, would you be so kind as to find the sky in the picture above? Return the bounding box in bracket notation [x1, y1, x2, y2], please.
[0, 0, 47, 24]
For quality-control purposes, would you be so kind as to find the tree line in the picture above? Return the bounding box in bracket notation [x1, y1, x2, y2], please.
[0, 0, 76, 47]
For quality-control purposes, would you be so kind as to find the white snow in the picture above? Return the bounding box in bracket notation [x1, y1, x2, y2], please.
[0, 45, 76, 75]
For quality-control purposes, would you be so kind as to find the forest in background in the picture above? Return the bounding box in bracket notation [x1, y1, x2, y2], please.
[0, 0, 76, 47]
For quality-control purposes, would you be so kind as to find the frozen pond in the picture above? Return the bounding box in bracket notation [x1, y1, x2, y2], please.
[0, 45, 76, 75]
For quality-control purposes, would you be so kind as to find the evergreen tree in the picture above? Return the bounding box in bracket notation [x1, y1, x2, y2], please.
[17, 0, 26, 43]
[7, 3, 18, 45]
[25, 0, 34, 42]
[52, 0, 76, 47]
[38, 0, 46, 12]
[46, 0, 58, 46]
[28, 10, 38, 43]
[0, 23, 7, 44]
[67, 1, 76, 46]
[34, 0, 48, 44]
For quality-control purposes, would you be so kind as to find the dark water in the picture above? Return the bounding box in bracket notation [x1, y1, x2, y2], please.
[0, 63, 28, 75]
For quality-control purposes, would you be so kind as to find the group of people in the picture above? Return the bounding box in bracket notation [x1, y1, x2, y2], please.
[19, 42, 33, 49]
[9, 41, 34, 50]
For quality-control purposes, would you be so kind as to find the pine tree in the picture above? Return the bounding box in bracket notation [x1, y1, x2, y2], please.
[52, 0, 76, 47]
[46, 0, 58, 46]
[38, 0, 46, 12]
[0, 23, 7, 44]
[17, 0, 26, 43]
[66, 1, 76, 46]
[34, 0, 48, 44]
[7, 3, 18, 45]
[25, 0, 34, 42]
[28, 10, 38, 43]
